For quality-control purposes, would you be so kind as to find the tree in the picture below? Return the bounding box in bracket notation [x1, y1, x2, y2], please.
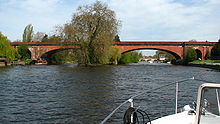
[205, 50, 211, 60]
[211, 39, 220, 60]
[189, 39, 197, 42]
[42, 34, 49, 42]
[113, 35, 120, 42]
[109, 46, 121, 64]
[185, 47, 197, 63]
[46, 51, 66, 64]
[62, 1, 120, 65]
[18, 43, 30, 60]
[32, 32, 45, 42]
[119, 51, 141, 64]
[0, 32, 17, 60]
[48, 35, 62, 42]
[46, 49, 77, 64]
[23, 24, 34, 42]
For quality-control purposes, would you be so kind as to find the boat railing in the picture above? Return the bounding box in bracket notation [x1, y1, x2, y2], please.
[100, 77, 216, 124]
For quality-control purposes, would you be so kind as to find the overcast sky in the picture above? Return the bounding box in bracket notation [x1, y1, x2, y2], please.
[0, 0, 220, 42]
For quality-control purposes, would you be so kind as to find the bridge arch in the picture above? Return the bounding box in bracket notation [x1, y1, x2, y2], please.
[40, 48, 78, 64]
[195, 49, 202, 60]
[119, 46, 183, 60]
[26, 49, 32, 59]
[41, 48, 78, 58]
[28, 46, 78, 59]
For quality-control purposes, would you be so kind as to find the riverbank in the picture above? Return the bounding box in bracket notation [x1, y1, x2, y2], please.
[0, 60, 27, 67]
[188, 60, 220, 70]
[0, 58, 7, 66]
[188, 64, 220, 70]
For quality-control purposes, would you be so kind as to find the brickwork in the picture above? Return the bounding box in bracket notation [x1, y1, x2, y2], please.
[11, 42, 215, 60]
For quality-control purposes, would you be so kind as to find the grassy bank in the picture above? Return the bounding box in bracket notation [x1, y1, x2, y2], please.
[188, 60, 220, 70]
[189, 60, 220, 65]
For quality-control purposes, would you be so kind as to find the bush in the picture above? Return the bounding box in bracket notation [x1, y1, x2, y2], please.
[189, 60, 220, 65]
[18, 44, 30, 60]
[0, 32, 17, 60]
[46, 50, 76, 64]
[109, 46, 121, 65]
[119, 51, 141, 64]
[211, 40, 220, 60]
[185, 47, 197, 63]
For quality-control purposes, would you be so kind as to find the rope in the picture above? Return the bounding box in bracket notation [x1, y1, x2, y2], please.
[137, 109, 152, 124]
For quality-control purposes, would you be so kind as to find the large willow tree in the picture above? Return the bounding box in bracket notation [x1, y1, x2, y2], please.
[62, 1, 120, 65]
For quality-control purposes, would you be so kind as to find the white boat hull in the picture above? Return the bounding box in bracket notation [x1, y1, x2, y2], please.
[150, 111, 195, 124]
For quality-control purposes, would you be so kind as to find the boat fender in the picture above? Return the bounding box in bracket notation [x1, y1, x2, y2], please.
[123, 107, 137, 124]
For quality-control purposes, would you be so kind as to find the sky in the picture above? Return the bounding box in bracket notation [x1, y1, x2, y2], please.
[1, 0, 219, 56]
[0, 0, 220, 42]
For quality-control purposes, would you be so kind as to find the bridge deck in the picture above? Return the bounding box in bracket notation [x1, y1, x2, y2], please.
[11, 41, 216, 46]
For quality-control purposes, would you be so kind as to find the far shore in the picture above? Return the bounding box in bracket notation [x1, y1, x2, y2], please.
[188, 60, 220, 70]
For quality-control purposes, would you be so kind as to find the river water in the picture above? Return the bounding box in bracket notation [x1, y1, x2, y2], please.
[0, 62, 219, 124]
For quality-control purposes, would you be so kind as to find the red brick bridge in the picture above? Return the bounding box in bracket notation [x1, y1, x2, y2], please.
[11, 41, 216, 60]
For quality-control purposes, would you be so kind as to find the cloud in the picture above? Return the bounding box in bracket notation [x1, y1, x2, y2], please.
[109, 0, 220, 41]
[0, 0, 76, 41]
[2, 0, 61, 13]
[0, 0, 219, 41]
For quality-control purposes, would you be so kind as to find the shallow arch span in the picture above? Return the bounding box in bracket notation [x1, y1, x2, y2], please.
[121, 48, 181, 60]
[41, 48, 78, 58]
[119, 46, 183, 60]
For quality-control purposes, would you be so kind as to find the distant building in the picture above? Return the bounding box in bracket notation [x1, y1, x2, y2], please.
[158, 54, 166, 61]
[141, 56, 157, 63]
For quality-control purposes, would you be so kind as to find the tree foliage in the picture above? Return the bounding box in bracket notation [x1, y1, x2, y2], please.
[18, 43, 30, 60]
[23, 24, 33, 42]
[205, 50, 211, 60]
[46, 49, 77, 64]
[113, 35, 120, 42]
[189, 39, 197, 42]
[46, 51, 66, 64]
[32, 32, 45, 42]
[41, 34, 49, 42]
[185, 47, 197, 63]
[42, 34, 62, 42]
[119, 51, 142, 64]
[211, 39, 220, 60]
[0, 32, 17, 60]
[109, 46, 121, 64]
[61, 1, 120, 65]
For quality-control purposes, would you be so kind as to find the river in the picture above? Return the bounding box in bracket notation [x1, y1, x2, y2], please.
[0, 62, 219, 124]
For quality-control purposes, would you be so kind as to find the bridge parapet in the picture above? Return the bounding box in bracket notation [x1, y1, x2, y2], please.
[11, 42, 80, 46]
[114, 42, 216, 46]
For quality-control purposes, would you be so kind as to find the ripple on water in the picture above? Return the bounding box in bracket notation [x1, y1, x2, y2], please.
[0, 64, 219, 123]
